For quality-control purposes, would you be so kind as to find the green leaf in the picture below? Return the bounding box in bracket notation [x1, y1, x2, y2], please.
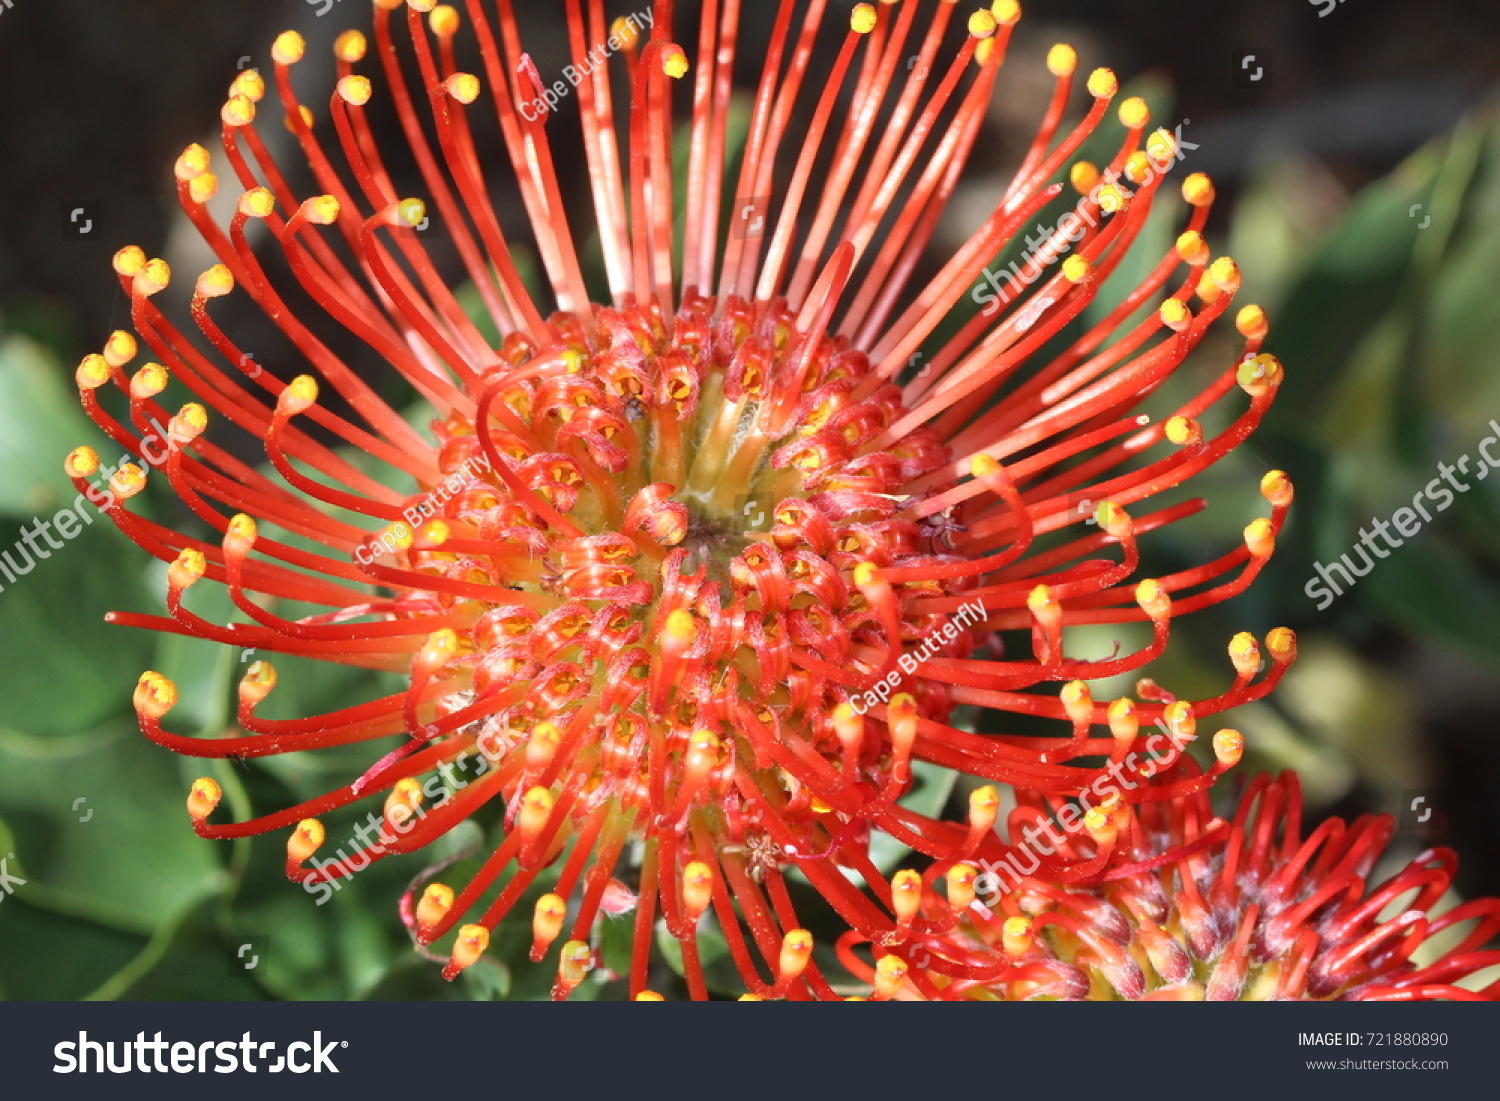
[0, 335, 99, 520]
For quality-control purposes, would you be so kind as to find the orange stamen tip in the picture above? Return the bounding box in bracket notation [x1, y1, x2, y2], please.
[1237, 352, 1283, 396]
[1069, 161, 1100, 194]
[299, 195, 340, 226]
[991, 0, 1022, 26]
[890, 868, 923, 923]
[188, 172, 218, 205]
[1228, 632, 1261, 677]
[239, 188, 276, 219]
[1095, 500, 1132, 538]
[407, 0, 438, 13]
[967, 9, 997, 37]
[1135, 578, 1170, 620]
[1175, 230, 1209, 266]
[383, 778, 424, 822]
[1213, 729, 1245, 767]
[1237, 303, 1269, 339]
[1107, 697, 1139, 742]
[1046, 43, 1077, 77]
[1260, 469, 1293, 507]
[129, 363, 168, 401]
[852, 561, 882, 588]
[1266, 627, 1297, 663]
[1163, 700, 1196, 742]
[969, 453, 1000, 478]
[169, 548, 207, 590]
[946, 863, 978, 911]
[1002, 915, 1032, 954]
[968, 785, 999, 831]
[1196, 271, 1222, 304]
[1124, 150, 1153, 183]
[429, 4, 461, 36]
[417, 628, 460, 671]
[287, 818, 325, 863]
[778, 929, 814, 981]
[114, 246, 146, 276]
[171, 403, 209, 442]
[1182, 172, 1216, 207]
[221, 94, 256, 128]
[1026, 584, 1060, 624]
[1243, 517, 1275, 558]
[1158, 298, 1191, 332]
[531, 892, 567, 950]
[417, 883, 455, 927]
[338, 75, 373, 106]
[1208, 256, 1242, 293]
[611, 16, 641, 50]
[1164, 415, 1201, 446]
[524, 720, 561, 770]
[557, 939, 593, 988]
[230, 69, 266, 103]
[851, 3, 879, 33]
[737, 994, 764, 1001]
[109, 463, 147, 500]
[682, 861, 714, 918]
[1059, 679, 1093, 724]
[518, 786, 555, 838]
[635, 991, 665, 1001]
[444, 73, 481, 104]
[1145, 127, 1178, 163]
[239, 660, 277, 705]
[134, 671, 178, 719]
[134, 258, 172, 297]
[175, 144, 211, 181]
[334, 30, 368, 62]
[1096, 182, 1128, 215]
[1083, 805, 1117, 845]
[64, 446, 100, 479]
[450, 924, 490, 972]
[660, 45, 690, 80]
[873, 953, 908, 999]
[1117, 96, 1150, 129]
[1086, 67, 1118, 99]
[272, 30, 306, 66]
[224, 513, 258, 556]
[1061, 254, 1091, 282]
[75, 354, 110, 390]
[186, 776, 222, 821]
[104, 330, 138, 368]
[197, 265, 235, 298]
[279, 375, 319, 416]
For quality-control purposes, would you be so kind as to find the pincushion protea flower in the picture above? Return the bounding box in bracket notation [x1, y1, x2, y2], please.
[854, 771, 1500, 1001]
[69, 0, 1301, 999]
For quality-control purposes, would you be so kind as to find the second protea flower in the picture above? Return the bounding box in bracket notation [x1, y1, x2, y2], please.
[75, 0, 1294, 998]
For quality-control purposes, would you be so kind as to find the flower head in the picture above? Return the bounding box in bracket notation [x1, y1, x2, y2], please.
[858, 771, 1500, 1000]
[78, 0, 1295, 998]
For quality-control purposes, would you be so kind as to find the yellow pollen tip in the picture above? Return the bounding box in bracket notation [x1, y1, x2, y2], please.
[1266, 627, 1297, 663]
[196, 265, 235, 298]
[1244, 518, 1275, 558]
[1213, 729, 1245, 767]
[175, 144, 210, 181]
[558, 940, 593, 987]
[1084, 805, 1117, 844]
[1163, 700, 1196, 741]
[338, 75, 373, 106]
[1159, 298, 1191, 331]
[1209, 255, 1242, 293]
[1062, 254, 1091, 282]
[1261, 469, 1293, 506]
[1237, 352, 1283, 396]
[221, 94, 256, 128]
[610, 17, 640, 50]
[662, 608, 696, 644]
[1182, 172, 1216, 207]
[301, 195, 340, 225]
[130, 363, 168, 400]
[991, 0, 1021, 25]
[1136, 578, 1170, 618]
[1086, 67, 1118, 98]
[278, 375, 319, 416]
[450, 924, 490, 972]
[230, 69, 265, 103]
[968, 785, 1000, 831]
[873, 953, 908, 999]
[104, 330, 137, 367]
[334, 30, 368, 62]
[1070, 161, 1100, 194]
[135, 258, 172, 297]
[1094, 500, 1131, 537]
[64, 447, 100, 479]
[240, 188, 276, 219]
[225, 513, 258, 552]
[445, 73, 481, 104]
[661, 46, 689, 79]
[1175, 230, 1209, 266]
[778, 929, 814, 980]
[272, 31, 307, 66]
[187, 777, 221, 821]
[429, 5, 461, 36]
[635, 991, 665, 1001]
[171, 404, 208, 441]
[967, 9, 997, 37]
[1145, 127, 1178, 164]
[135, 671, 178, 719]
[394, 198, 427, 228]
[851, 3, 878, 33]
[1002, 915, 1032, 953]
[287, 818, 325, 862]
[852, 561, 881, 588]
[891, 868, 922, 923]
[1164, 415, 1201, 446]
[1060, 679, 1093, 723]
[1046, 43, 1077, 76]
[417, 883, 455, 927]
[114, 246, 146, 276]
[1118, 96, 1150, 128]
[1096, 182, 1128, 214]
[109, 464, 147, 500]
[1237, 304, 1269, 339]
[239, 660, 277, 705]
[969, 453, 1000, 478]
[75, 354, 110, 391]
[1124, 151, 1152, 183]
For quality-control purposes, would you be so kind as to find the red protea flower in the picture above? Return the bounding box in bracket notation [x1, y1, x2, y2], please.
[847, 769, 1500, 1001]
[70, 0, 1296, 998]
